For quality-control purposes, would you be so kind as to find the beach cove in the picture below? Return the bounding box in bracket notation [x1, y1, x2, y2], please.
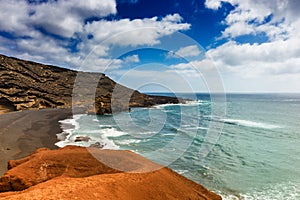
[0, 108, 221, 200]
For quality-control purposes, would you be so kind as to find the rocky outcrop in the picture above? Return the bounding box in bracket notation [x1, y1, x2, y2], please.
[0, 54, 183, 114]
[74, 136, 90, 142]
[0, 146, 221, 200]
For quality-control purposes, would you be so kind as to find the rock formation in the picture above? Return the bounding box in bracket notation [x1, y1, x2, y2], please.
[74, 136, 91, 142]
[0, 54, 183, 114]
[0, 146, 221, 200]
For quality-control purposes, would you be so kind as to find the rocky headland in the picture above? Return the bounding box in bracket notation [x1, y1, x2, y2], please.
[0, 54, 183, 114]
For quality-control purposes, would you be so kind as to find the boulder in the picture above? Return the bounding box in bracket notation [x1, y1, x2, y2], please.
[89, 142, 104, 148]
[74, 136, 90, 142]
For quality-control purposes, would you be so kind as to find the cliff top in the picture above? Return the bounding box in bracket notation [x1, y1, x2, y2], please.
[0, 146, 221, 200]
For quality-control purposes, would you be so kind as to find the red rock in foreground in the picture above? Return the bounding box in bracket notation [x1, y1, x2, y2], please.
[0, 146, 221, 200]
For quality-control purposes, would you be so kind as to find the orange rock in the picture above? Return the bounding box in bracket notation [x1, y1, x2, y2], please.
[0, 146, 221, 200]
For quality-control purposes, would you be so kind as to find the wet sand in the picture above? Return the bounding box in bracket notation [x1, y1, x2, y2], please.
[0, 109, 72, 175]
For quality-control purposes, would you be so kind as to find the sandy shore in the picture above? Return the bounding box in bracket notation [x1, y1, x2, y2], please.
[0, 109, 72, 175]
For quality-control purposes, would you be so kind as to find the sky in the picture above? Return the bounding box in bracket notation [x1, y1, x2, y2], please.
[0, 0, 300, 93]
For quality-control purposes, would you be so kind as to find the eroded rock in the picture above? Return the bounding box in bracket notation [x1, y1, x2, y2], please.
[0, 54, 183, 115]
[0, 146, 221, 200]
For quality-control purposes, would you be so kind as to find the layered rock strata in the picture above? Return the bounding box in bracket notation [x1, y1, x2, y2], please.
[0, 54, 183, 114]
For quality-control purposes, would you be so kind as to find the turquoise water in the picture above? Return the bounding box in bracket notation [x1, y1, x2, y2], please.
[56, 93, 300, 199]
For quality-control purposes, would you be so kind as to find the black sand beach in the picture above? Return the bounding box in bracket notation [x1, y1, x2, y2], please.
[0, 109, 222, 200]
[0, 109, 72, 175]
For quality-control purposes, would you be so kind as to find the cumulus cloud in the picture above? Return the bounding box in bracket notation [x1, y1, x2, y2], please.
[206, 39, 300, 77]
[0, 0, 117, 38]
[0, 0, 30, 34]
[30, 0, 117, 37]
[151, 0, 300, 92]
[84, 15, 189, 47]
[175, 45, 202, 58]
[0, 0, 190, 72]
[205, 0, 223, 10]
[77, 14, 190, 71]
[204, 0, 300, 80]
[205, 0, 300, 40]
[78, 57, 124, 72]
[169, 59, 216, 74]
[123, 55, 140, 63]
[166, 45, 202, 59]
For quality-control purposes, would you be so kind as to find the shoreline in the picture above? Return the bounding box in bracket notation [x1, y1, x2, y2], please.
[0, 108, 72, 175]
[0, 108, 222, 199]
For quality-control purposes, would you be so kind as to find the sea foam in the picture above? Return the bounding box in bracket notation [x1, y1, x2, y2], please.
[220, 181, 300, 200]
[222, 118, 281, 129]
[55, 114, 125, 149]
[206, 116, 282, 130]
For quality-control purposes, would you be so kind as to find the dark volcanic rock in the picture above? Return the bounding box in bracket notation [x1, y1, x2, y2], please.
[89, 142, 104, 148]
[74, 136, 90, 142]
[0, 54, 183, 114]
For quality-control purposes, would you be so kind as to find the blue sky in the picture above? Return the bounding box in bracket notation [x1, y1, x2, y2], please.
[0, 0, 300, 93]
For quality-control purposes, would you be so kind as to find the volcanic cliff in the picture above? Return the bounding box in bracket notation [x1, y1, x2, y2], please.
[0, 54, 182, 114]
[0, 146, 222, 200]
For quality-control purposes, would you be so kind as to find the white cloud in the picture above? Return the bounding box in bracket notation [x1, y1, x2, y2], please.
[79, 57, 123, 72]
[162, 13, 183, 23]
[169, 59, 216, 74]
[110, 68, 207, 92]
[166, 45, 202, 59]
[205, 0, 223, 10]
[0, 0, 29, 34]
[74, 51, 138, 72]
[206, 38, 300, 77]
[0, 0, 117, 38]
[204, 0, 300, 80]
[84, 14, 190, 47]
[30, 0, 117, 38]
[110, 61, 225, 92]
[175, 45, 202, 58]
[203, 0, 300, 92]
[123, 55, 140, 63]
[0, 0, 190, 73]
[206, 0, 300, 41]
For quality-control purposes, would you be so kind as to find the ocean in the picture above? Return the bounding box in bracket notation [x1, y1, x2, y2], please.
[56, 93, 300, 200]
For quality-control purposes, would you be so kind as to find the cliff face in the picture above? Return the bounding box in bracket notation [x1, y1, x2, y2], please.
[0, 146, 221, 200]
[0, 54, 182, 114]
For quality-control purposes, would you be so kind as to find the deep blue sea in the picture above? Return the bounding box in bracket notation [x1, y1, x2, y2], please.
[56, 93, 300, 199]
